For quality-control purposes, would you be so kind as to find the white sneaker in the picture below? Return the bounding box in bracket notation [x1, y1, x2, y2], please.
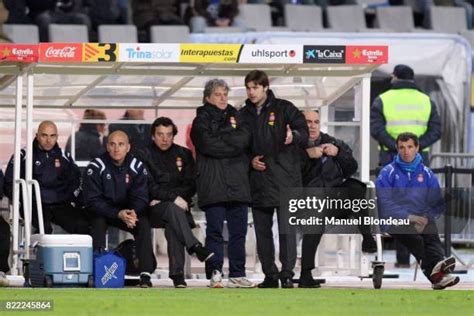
[227, 277, 256, 288]
[0, 272, 9, 287]
[432, 274, 460, 290]
[209, 270, 223, 288]
[430, 256, 456, 284]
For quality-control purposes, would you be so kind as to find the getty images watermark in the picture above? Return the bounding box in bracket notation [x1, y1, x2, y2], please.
[278, 187, 466, 235]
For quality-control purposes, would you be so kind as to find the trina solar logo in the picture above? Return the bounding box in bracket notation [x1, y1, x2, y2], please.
[119, 44, 179, 62]
[238, 45, 302, 64]
[303, 46, 345, 64]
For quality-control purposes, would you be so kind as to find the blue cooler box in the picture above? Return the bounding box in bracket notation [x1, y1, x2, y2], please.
[29, 234, 93, 287]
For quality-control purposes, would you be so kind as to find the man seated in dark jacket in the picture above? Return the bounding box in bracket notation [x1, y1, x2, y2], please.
[0, 168, 10, 280]
[82, 130, 155, 288]
[191, 79, 255, 288]
[298, 110, 377, 288]
[240, 70, 309, 289]
[5, 121, 88, 234]
[138, 117, 214, 288]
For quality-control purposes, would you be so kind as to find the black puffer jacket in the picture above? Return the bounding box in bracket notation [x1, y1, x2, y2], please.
[191, 102, 251, 207]
[240, 90, 309, 208]
[138, 143, 196, 205]
[301, 132, 358, 188]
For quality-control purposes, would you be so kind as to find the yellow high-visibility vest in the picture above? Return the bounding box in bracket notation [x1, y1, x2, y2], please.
[380, 88, 431, 151]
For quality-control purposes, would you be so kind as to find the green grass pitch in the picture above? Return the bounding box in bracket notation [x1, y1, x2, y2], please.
[0, 288, 473, 315]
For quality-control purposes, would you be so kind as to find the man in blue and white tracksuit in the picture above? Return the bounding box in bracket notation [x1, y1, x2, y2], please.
[4, 121, 88, 234]
[82, 130, 155, 287]
[376, 132, 458, 290]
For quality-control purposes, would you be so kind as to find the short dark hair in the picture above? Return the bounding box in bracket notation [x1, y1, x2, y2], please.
[396, 132, 419, 147]
[151, 117, 178, 136]
[392, 64, 415, 80]
[245, 70, 269, 88]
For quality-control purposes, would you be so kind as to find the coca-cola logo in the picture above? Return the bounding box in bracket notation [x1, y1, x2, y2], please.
[12, 48, 33, 56]
[45, 46, 77, 58]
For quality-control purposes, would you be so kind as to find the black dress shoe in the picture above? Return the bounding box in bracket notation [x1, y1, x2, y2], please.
[257, 277, 279, 288]
[172, 275, 187, 288]
[192, 244, 215, 262]
[280, 277, 294, 289]
[298, 276, 321, 288]
[362, 235, 377, 253]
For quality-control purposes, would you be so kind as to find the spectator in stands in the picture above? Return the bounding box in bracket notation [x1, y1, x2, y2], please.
[82, 0, 128, 39]
[191, 79, 255, 288]
[132, 0, 183, 40]
[82, 130, 155, 288]
[138, 117, 214, 288]
[371, 64, 441, 267]
[4, 0, 91, 42]
[4, 121, 89, 234]
[109, 109, 152, 155]
[375, 132, 459, 290]
[0, 168, 10, 285]
[187, 0, 245, 33]
[66, 109, 107, 162]
[299, 110, 377, 288]
[239, 70, 309, 288]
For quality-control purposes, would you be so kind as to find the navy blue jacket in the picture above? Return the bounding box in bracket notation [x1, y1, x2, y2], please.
[5, 140, 81, 206]
[375, 160, 444, 222]
[83, 153, 149, 219]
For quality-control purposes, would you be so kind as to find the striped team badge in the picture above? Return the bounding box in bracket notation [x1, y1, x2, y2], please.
[176, 156, 183, 172]
[417, 174, 424, 183]
[54, 158, 61, 168]
[125, 173, 130, 184]
[268, 112, 275, 126]
[230, 116, 237, 129]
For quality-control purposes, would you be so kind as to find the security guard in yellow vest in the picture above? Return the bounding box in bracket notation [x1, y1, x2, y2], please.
[371, 64, 441, 167]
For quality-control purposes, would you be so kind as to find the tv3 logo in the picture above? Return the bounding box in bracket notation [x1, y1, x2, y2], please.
[83, 43, 117, 62]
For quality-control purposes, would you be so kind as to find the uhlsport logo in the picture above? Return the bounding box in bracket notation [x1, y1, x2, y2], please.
[303, 46, 345, 64]
[101, 262, 119, 285]
[119, 44, 179, 62]
[238, 45, 302, 64]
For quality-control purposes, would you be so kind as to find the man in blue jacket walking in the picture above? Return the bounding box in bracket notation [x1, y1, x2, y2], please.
[376, 132, 458, 290]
